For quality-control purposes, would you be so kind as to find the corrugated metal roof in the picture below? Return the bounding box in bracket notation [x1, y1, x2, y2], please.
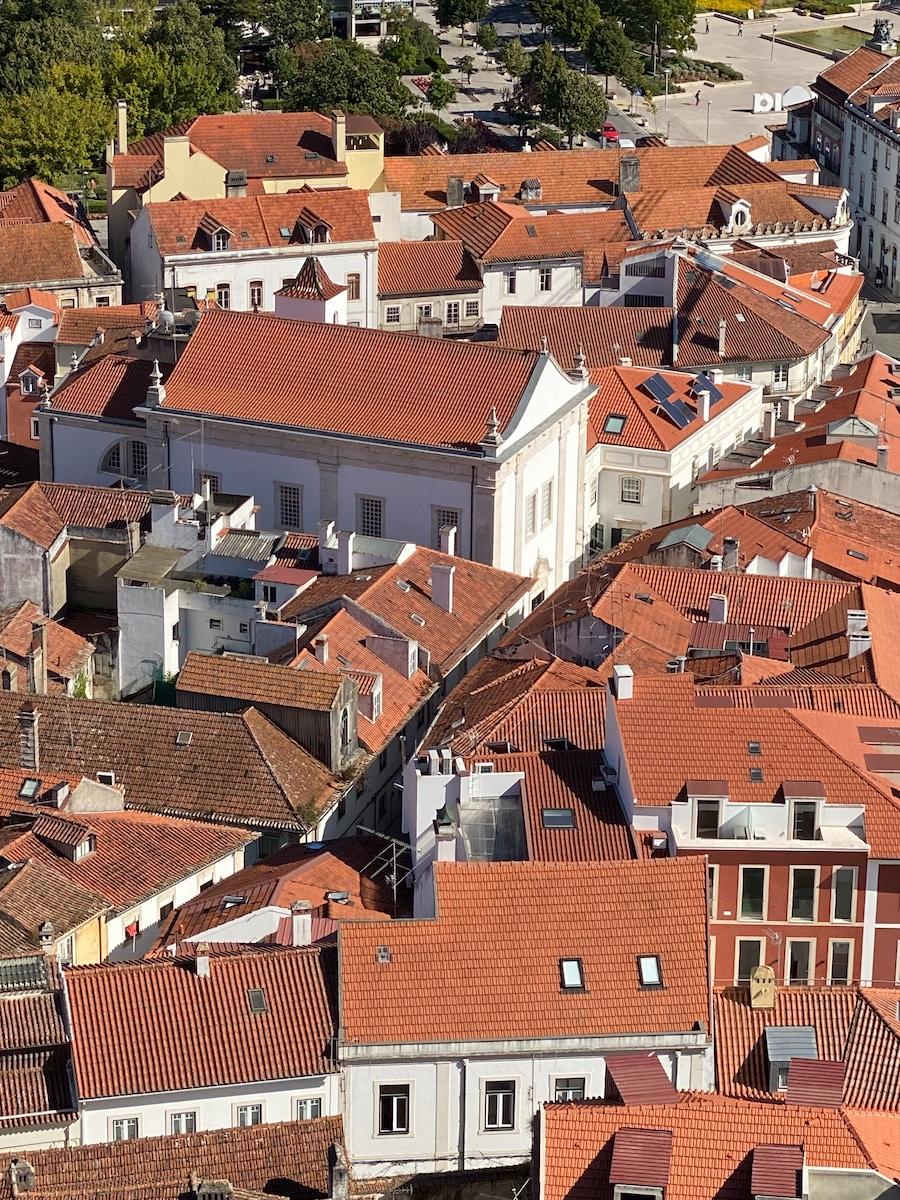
[750, 1144, 803, 1199]
[213, 531, 279, 562]
[608, 1126, 672, 1187]
[764, 1025, 818, 1064]
[605, 1053, 681, 1105]
[658, 524, 715, 553]
[785, 1058, 846, 1108]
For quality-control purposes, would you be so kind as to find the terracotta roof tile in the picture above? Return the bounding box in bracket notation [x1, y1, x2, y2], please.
[56, 302, 157, 345]
[500, 304, 673, 368]
[277, 257, 345, 301]
[0, 860, 108, 952]
[0, 225, 85, 288]
[0, 482, 156, 549]
[0, 179, 94, 248]
[0, 601, 93, 681]
[815, 45, 891, 102]
[377, 239, 483, 296]
[49, 354, 166, 420]
[844, 1108, 900, 1178]
[339, 858, 710, 1044]
[66, 946, 336, 1098]
[176, 651, 345, 711]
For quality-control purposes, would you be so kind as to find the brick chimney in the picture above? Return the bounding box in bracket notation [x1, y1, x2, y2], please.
[431, 563, 455, 614]
[291, 900, 313, 946]
[27, 622, 47, 696]
[18, 705, 39, 771]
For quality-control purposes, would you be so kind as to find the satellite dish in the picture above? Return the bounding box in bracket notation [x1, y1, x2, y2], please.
[159, 309, 176, 329]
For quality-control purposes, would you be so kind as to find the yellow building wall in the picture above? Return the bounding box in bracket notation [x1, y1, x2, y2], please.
[70, 915, 106, 965]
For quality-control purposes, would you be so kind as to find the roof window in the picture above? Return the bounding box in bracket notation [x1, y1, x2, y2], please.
[604, 413, 628, 435]
[748, 741, 761, 755]
[265, 154, 277, 164]
[559, 958, 585, 991]
[279, 226, 291, 238]
[97, 770, 115, 786]
[247, 987, 267, 1014]
[395, 579, 411, 592]
[176, 731, 193, 747]
[542, 808, 575, 828]
[375, 945, 392, 964]
[749, 767, 764, 782]
[410, 613, 426, 626]
[543, 737, 575, 751]
[637, 954, 663, 988]
[18, 778, 41, 800]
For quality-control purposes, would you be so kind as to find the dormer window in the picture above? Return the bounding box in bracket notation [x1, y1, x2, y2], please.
[73, 835, 96, 861]
[19, 372, 39, 395]
[213, 229, 229, 251]
[313, 224, 329, 244]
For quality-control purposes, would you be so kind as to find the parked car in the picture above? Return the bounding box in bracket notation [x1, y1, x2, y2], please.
[601, 122, 619, 143]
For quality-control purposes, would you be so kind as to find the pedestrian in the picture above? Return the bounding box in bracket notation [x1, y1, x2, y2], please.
[737, 21, 743, 35]
[694, 89, 701, 105]
[705, 17, 709, 32]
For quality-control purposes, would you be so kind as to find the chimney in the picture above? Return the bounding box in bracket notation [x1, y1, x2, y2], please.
[619, 356, 632, 367]
[722, 536, 740, 572]
[291, 899, 313, 946]
[18, 705, 39, 771]
[434, 821, 457, 862]
[201, 477, 212, 504]
[780, 396, 798, 422]
[314, 634, 329, 665]
[709, 553, 723, 571]
[337, 530, 355, 575]
[115, 99, 128, 154]
[619, 156, 640, 195]
[709, 592, 728, 623]
[318, 519, 335, 555]
[9, 1160, 35, 1198]
[878, 442, 889, 470]
[145, 359, 165, 408]
[331, 110, 347, 163]
[194, 943, 211, 978]
[329, 1143, 349, 1200]
[431, 563, 455, 614]
[446, 176, 465, 208]
[612, 663, 633, 701]
[709, 368, 724, 386]
[439, 524, 457, 556]
[37, 920, 54, 953]
[717, 317, 727, 357]
[27, 622, 47, 696]
[696, 387, 711, 423]
[763, 406, 778, 440]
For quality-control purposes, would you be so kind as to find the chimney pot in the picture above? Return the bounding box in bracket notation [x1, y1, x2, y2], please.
[696, 388, 711, 423]
[722, 536, 740, 573]
[763, 406, 778, 440]
[115, 99, 128, 155]
[336, 530, 355, 575]
[37, 920, 54, 952]
[291, 899, 313, 946]
[612, 663, 634, 700]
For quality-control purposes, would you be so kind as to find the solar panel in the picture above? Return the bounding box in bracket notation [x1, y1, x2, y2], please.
[642, 372, 675, 404]
[673, 399, 694, 423]
[657, 396, 691, 429]
[694, 373, 723, 403]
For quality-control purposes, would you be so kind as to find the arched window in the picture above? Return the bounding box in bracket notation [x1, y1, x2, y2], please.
[100, 439, 147, 479]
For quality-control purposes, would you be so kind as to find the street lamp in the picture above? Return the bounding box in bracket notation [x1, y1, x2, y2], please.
[706, 99, 712, 143]
[770, 26, 777, 60]
[663, 67, 671, 109]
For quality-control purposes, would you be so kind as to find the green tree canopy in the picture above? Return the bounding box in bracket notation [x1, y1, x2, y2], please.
[586, 18, 643, 90]
[455, 54, 476, 82]
[476, 23, 498, 52]
[0, 68, 110, 186]
[433, 0, 488, 36]
[264, 0, 332, 47]
[550, 68, 607, 145]
[425, 70, 457, 113]
[611, 0, 695, 55]
[499, 36, 530, 78]
[540, 0, 600, 49]
[523, 39, 567, 112]
[286, 41, 411, 116]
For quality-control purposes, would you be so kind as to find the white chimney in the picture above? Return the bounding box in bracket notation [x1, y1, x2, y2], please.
[619, 356, 633, 367]
[709, 554, 724, 571]
[314, 634, 329, 665]
[201, 477, 212, 504]
[194, 943, 210, 978]
[291, 899, 313, 946]
[434, 824, 457, 862]
[432, 563, 455, 614]
[115, 99, 128, 154]
[337, 530, 355, 575]
[612, 663, 634, 701]
[696, 388, 711, 423]
[763, 407, 778, 440]
[717, 318, 727, 357]
[318, 519, 335, 554]
[709, 369, 724, 386]
[439, 524, 457, 556]
[709, 592, 728, 623]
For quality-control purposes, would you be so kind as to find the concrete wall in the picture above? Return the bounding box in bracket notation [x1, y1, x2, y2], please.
[0, 526, 48, 613]
[698, 460, 900, 516]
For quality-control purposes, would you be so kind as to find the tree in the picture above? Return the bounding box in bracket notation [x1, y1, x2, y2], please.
[610, 0, 695, 55]
[0, 72, 110, 186]
[545, 0, 599, 50]
[265, 0, 331, 48]
[144, 0, 239, 126]
[425, 71, 457, 114]
[0, 14, 104, 97]
[586, 18, 643, 92]
[286, 41, 411, 116]
[455, 54, 476, 83]
[524, 39, 567, 112]
[499, 37, 529, 79]
[381, 9, 442, 74]
[433, 0, 488, 39]
[476, 23, 498, 53]
[551, 68, 607, 145]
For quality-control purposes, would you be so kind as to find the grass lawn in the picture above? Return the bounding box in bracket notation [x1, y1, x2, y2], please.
[786, 25, 873, 53]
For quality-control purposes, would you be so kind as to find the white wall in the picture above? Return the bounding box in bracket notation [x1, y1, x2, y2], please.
[116, 578, 180, 697]
[481, 260, 583, 324]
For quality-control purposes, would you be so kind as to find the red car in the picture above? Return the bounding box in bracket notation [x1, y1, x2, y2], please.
[601, 122, 619, 143]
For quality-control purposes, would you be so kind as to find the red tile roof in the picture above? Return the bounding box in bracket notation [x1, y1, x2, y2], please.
[604, 1052, 681, 1105]
[500, 303, 674, 368]
[339, 857, 710, 1044]
[538, 1093, 873, 1200]
[815, 45, 891, 104]
[49, 354, 166, 420]
[0, 601, 93, 681]
[277, 256, 346, 301]
[176, 651, 345, 711]
[0, 225, 86, 287]
[0, 179, 95, 247]
[0, 482, 157, 549]
[56, 302, 157, 345]
[159, 309, 541, 450]
[378, 239, 483, 296]
[145, 190, 374, 255]
[1, 288, 60, 314]
[66, 946, 336, 1098]
[785, 1058, 846, 1107]
[0, 860, 108, 954]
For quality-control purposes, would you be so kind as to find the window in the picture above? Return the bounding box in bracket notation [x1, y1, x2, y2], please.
[159, 900, 174, 920]
[540, 266, 552, 292]
[541, 480, 553, 527]
[787, 939, 813, 986]
[57, 935, 74, 964]
[542, 808, 575, 828]
[129, 441, 147, 479]
[708, 864, 717, 920]
[29, 418, 40, 441]
[772, 362, 789, 387]
[416, 303, 432, 321]
[620, 476, 642, 505]
[20, 373, 38, 395]
[213, 230, 229, 251]
[525, 491, 538, 537]
[247, 987, 267, 1014]
[249, 281, 263, 309]
[73, 835, 96, 861]
[239, 622, 249, 634]
[97, 770, 115, 786]
[27, 318, 41, 330]
[277, 483, 303, 530]
[197, 470, 221, 495]
[379, 749, 388, 771]
[832, 867, 855, 922]
[112, 1118, 139, 1142]
[736, 938, 763, 984]
[503, 270, 517, 295]
[378, 1084, 410, 1134]
[554, 1077, 585, 1101]
[465, 299, 480, 318]
[792, 801, 817, 841]
[790, 867, 817, 922]
[296, 1097, 323, 1120]
[559, 958, 584, 990]
[236, 1104, 263, 1127]
[432, 506, 460, 548]
[215, 283, 230, 309]
[385, 305, 401, 324]
[358, 495, 384, 538]
[346, 273, 361, 301]
[740, 867, 766, 921]
[695, 798, 719, 839]
[262, 584, 277, 604]
[209, 618, 223, 630]
[603, 413, 627, 435]
[750, 766, 764, 783]
[484, 1081, 515, 1130]
[171, 1112, 196, 1134]
[733, 363, 752, 381]
[637, 955, 662, 987]
[446, 301, 460, 325]
[828, 940, 852, 986]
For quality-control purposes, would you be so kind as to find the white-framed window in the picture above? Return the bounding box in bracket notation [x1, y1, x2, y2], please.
[484, 1080, 516, 1130]
[20, 373, 38, 395]
[170, 1111, 196, 1134]
[97, 770, 115, 786]
[695, 797, 720, 838]
[249, 281, 263, 309]
[772, 362, 789, 387]
[347, 273, 361, 301]
[735, 937, 764, 984]
[57, 934, 74, 964]
[446, 301, 460, 325]
[786, 938, 814, 986]
[553, 1077, 585, 1101]
[791, 801, 818, 840]
[215, 283, 230, 308]
[236, 1104, 263, 1127]
[637, 954, 662, 988]
[277, 483, 303, 530]
[465, 299, 480, 317]
[385, 305, 401, 324]
[432, 506, 460, 548]
[789, 866, 818, 922]
[112, 1117, 139, 1142]
[357, 495, 384, 538]
[29, 417, 40, 440]
[739, 866, 767, 921]
[539, 266, 552, 292]
[734, 363, 752, 381]
[504, 270, 517, 295]
[101, 440, 147, 479]
[540, 480, 553, 527]
[620, 476, 642, 505]
[525, 490, 538, 538]
[828, 939, 853, 986]
[416, 303, 432, 320]
[831, 867, 856, 922]
[213, 230, 229, 251]
[27, 318, 41, 330]
[296, 1097, 323, 1120]
[378, 1084, 410, 1134]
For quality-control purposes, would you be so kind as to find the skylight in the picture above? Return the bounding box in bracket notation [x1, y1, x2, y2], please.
[247, 987, 267, 1014]
[748, 741, 761, 755]
[749, 767, 764, 782]
[542, 808, 575, 829]
[559, 958, 584, 990]
[18, 778, 41, 800]
[604, 413, 627, 435]
[637, 954, 662, 988]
